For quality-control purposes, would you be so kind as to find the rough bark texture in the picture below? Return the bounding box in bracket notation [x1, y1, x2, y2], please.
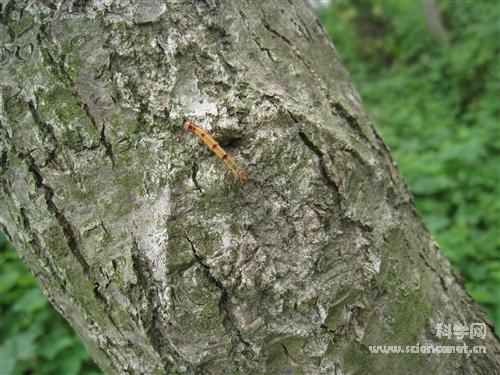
[0, 1, 498, 374]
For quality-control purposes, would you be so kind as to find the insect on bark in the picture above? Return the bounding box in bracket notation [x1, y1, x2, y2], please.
[184, 121, 248, 181]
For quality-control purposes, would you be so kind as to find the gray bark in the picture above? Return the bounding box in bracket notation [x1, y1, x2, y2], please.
[0, 1, 498, 374]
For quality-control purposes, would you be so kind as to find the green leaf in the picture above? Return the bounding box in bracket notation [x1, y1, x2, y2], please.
[40, 335, 74, 360]
[12, 288, 48, 313]
[0, 338, 17, 375]
[14, 329, 39, 360]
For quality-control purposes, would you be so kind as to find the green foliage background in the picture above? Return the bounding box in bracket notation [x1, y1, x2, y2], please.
[1, 1, 498, 373]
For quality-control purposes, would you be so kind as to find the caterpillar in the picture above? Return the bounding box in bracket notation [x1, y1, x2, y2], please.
[184, 121, 248, 181]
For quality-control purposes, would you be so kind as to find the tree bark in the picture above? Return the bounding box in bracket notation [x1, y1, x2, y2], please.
[420, 0, 450, 47]
[0, 1, 498, 374]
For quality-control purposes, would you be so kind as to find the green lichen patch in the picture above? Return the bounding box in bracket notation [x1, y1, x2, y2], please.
[386, 291, 431, 343]
[36, 84, 100, 149]
[375, 226, 415, 291]
[166, 267, 228, 361]
[7, 10, 34, 37]
[165, 222, 195, 274]
[342, 343, 376, 375]
[323, 289, 362, 330]
[263, 333, 305, 374]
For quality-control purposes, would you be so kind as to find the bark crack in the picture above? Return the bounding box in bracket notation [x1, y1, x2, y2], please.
[19, 206, 64, 286]
[130, 236, 194, 371]
[191, 161, 203, 193]
[330, 101, 371, 145]
[27, 100, 58, 145]
[37, 32, 116, 168]
[297, 129, 373, 235]
[297, 130, 342, 215]
[0, 149, 8, 174]
[100, 122, 116, 169]
[281, 344, 301, 368]
[130, 236, 152, 289]
[260, 9, 374, 148]
[419, 252, 448, 291]
[21, 153, 106, 303]
[27, 100, 65, 169]
[185, 235, 252, 354]
[25, 154, 88, 271]
[238, 7, 277, 63]
[253, 36, 277, 63]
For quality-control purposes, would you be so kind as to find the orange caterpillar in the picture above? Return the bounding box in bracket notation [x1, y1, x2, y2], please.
[184, 121, 248, 181]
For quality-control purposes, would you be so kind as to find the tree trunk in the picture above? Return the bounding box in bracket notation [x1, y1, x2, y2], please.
[420, 0, 450, 47]
[0, 1, 498, 374]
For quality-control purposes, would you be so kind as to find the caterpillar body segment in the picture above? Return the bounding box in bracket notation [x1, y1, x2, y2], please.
[184, 121, 248, 181]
